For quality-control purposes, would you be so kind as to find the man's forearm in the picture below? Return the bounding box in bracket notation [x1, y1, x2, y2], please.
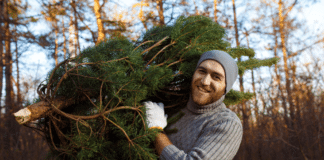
[154, 132, 173, 156]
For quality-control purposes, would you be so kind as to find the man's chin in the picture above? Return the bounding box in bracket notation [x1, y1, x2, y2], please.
[192, 97, 209, 106]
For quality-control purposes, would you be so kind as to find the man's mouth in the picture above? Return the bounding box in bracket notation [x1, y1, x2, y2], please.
[197, 86, 210, 93]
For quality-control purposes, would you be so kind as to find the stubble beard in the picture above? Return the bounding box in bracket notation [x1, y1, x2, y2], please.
[191, 82, 214, 106]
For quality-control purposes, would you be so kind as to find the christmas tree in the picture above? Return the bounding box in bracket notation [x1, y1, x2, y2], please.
[14, 15, 278, 160]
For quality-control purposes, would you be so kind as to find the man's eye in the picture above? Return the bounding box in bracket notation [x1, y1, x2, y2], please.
[199, 70, 205, 73]
[212, 74, 221, 80]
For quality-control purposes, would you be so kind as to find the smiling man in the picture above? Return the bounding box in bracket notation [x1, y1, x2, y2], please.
[144, 50, 243, 160]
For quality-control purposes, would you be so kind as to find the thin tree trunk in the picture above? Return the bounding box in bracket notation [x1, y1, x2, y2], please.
[94, 0, 105, 44]
[54, 21, 59, 66]
[156, 0, 165, 26]
[232, 0, 246, 122]
[232, 0, 251, 159]
[246, 30, 262, 160]
[0, 1, 4, 155]
[63, 17, 67, 60]
[4, 0, 16, 158]
[214, 0, 218, 23]
[69, 14, 76, 58]
[271, 13, 290, 158]
[0, 0, 4, 115]
[278, 0, 294, 127]
[15, 24, 21, 109]
[278, 1, 300, 157]
[72, 0, 80, 55]
[272, 14, 289, 130]
[232, 0, 243, 93]
[139, 1, 148, 30]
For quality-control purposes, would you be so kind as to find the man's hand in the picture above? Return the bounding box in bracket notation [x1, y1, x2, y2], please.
[144, 101, 168, 129]
[144, 101, 172, 156]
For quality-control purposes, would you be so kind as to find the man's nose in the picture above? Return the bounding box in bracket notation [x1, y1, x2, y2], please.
[201, 74, 211, 86]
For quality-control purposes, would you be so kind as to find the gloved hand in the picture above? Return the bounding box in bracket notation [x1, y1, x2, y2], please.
[144, 101, 168, 130]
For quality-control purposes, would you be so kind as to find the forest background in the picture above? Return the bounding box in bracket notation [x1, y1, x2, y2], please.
[0, 0, 323, 159]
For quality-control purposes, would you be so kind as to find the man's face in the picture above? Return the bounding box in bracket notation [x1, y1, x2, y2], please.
[191, 59, 226, 106]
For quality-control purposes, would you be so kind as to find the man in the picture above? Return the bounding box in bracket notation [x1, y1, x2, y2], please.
[144, 50, 243, 160]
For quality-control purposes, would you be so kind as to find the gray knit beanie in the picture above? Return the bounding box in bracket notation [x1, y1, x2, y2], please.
[195, 50, 238, 95]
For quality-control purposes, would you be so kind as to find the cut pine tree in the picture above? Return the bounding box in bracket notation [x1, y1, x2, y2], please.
[13, 96, 87, 125]
[12, 16, 278, 160]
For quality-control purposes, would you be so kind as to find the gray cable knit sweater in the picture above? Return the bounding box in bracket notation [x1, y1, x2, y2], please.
[160, 95, 243, 160]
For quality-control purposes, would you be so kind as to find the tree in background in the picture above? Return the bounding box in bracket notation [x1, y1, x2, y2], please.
[41, 0, 66, 66]
[93, 0, 105, 44]
[232, 0, 324, 159]
[0, 0, 63, 159]
[0, 0, 5, 114]
[2, 0, 18, 158]
[132, 0, 180, 30]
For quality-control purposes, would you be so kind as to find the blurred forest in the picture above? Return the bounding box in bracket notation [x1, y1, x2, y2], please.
[0, 0, 323, 159]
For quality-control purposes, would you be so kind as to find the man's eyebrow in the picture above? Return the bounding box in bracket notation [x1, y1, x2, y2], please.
[197, 66, 224, 78]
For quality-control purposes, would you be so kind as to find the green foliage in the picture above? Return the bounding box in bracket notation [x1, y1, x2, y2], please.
[229, 47, 280, 76]
[38, 15, 277, 160]
[223, 90, 255, 106]
[229, 47, 255, 58]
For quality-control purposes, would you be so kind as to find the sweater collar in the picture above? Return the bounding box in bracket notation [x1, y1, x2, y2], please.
[186, 94, 226, 114]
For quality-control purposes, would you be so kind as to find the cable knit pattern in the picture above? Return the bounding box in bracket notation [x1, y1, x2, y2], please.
[160, 95, 243, 160]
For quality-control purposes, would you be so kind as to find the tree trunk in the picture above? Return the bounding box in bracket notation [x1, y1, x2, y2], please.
[0, 0, 4, 155]
[156, 0, 165, 26]
[54, 21, 59, 66]
[15, 24, 21, 109]
[13, 96, 86, 125]
[4, 0, 17, 158]
[69, 14, 76, 58]
[0, 0, 4, 115]
[278, 0, 294, 127]
[138, 1, 148, 30]
[94, 0, 105, 44]
[232, 0, 251, 159]
[271, 12, 289, 158]
[214, 0, 218, 23]
[63, 17, 67, 60]
[72, 0, 80, 55]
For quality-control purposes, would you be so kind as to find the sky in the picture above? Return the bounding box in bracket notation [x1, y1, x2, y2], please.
[1, 0, 324, 114]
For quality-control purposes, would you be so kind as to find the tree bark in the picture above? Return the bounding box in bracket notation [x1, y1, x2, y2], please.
[232, 0, 251, 159]
[278, 0, 294, 127]
[13, 96, 84, 125]
[69, 0, 80, 58]
[4, 0, 17, 158]
[62, 17, 67, 60]
[72, 0, 80, 55]
[94, 0, 105, 44]
[54, 21, 59, 66]
[156, 0, 165, 26]
[69, 14, 76, 58]
[15, 24, 21, 109]
[0, 0, 4, 114]
[214, 0, 218, 23]
[0, 0, 4, 155]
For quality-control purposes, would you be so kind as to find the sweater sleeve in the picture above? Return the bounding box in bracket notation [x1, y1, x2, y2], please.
[160, 118, 243, 160]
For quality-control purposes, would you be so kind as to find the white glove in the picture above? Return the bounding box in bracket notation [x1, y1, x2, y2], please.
[144, 101, 168, 129]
